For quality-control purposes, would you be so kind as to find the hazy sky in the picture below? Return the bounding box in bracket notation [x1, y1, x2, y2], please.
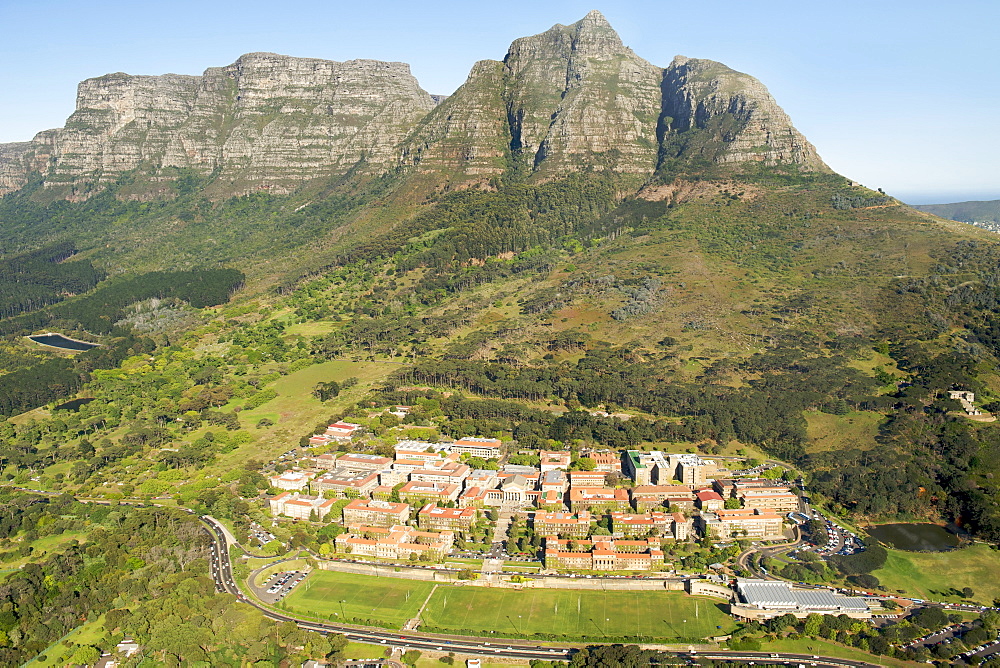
[1, 0, 997, 204]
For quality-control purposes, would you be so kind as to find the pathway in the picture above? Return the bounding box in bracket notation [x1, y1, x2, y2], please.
[403, 584, 438, 630]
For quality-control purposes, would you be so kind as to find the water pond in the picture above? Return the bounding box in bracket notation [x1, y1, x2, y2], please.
[867, 523, 960, 552]
[28, 333, 99, 351]
[54, 398, 95, 411]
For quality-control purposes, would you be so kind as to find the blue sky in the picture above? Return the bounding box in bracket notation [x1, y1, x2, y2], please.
[1, 0, 997, 204]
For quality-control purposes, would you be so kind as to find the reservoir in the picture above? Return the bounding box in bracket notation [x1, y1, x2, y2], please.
[867, 523, 960, 552]
[54, 398, 95, 411]
[28, 333, 100, 351]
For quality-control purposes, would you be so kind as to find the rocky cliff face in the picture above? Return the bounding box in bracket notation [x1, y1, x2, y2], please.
[0, 11, 828, 199]
[0, 54, 436, 197]
[402, 11, 827, 189]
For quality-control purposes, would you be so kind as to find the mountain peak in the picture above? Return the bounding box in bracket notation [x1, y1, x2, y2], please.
[570, 9, 625, 58]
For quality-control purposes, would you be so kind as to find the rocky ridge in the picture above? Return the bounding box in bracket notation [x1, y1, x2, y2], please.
[0, 11, 828, 199]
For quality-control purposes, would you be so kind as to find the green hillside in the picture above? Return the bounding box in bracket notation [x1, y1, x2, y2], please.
[913, 199, 1000, 225]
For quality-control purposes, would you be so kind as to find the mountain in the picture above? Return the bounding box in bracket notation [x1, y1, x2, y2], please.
[0, 10, 826, 201]
[913, 199, 1000, 228]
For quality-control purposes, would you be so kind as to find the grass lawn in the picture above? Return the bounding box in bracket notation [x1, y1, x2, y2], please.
[762, 636, 912, 667]
[342, 641, 389, 660]
[282, 570, 434, 627]
[873, 543, 1000, 605]
[421, 588, 734, 641]
[804, 410, 883, 453]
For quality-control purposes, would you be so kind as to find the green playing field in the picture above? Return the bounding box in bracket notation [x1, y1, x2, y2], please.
[421, 587, 734, 639]
[282, 570, 435, 627]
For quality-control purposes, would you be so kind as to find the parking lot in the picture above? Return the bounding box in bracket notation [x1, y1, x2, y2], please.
[259, 570, 307, 603]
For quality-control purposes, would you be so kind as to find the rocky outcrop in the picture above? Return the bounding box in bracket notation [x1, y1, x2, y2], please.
[0, 11, 828, 199]
[0, 54, 436, 197]
[402, 11, 827, 188]
[660, 56, 828, 171]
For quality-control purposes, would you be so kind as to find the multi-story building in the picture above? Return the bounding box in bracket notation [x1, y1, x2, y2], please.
[609, 511, 673, 538]
[334, 453, 393, 474]
[737, 489, 800, 513]
[398, 481, 461, 505]
[543, 536, 664, 571]
[450, 437, 503, 460]
[533, 511, 593, 538]
[539, 450, 572, 472]
[582, 450, 622, 473]
[313, 469, 379, 497]
[342, 499, 411, 527]
[394, 440, 447, 460]
[568, 471, 606, 488]
[569, 487, 631, 513]
[269, 492, 335, 520]
[410, 462, 471, 486]
[700, 508, 784, 540]
[268, 470, 313, 491]
[325, 421, 363, 441]
[630, 484, 694, 510]
[695, 490, 726, 511]
[335, 524, 454, 561]
[668, 453, 720, 486]
[311, 453, 340, 470]
[541, 469, 569, 495]
[417, 503, 478, 532]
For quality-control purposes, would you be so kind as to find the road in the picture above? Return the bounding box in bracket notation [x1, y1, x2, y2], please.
[200, 514, 882, 666]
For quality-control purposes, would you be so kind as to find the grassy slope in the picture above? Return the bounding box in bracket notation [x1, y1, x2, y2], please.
[872, 543, 1000, 605]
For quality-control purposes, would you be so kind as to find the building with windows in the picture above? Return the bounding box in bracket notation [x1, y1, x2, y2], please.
[312, 470, 379, 497]
[269, 492, 336, 520]
[335, 524, 454, 561]
[398, 481, 461, 505]
[325, 421, 363, 441]
[334, 453, 393, 474]
[539, 450, 572, 472]
[533, 511, 593, 538]
[568, 487, 630, 512]
[543, 536, 664, 571]
[696, 490, 726, 511]
[737, 489, 800, 513]
[342, 499, 411, 527]
[630, 484, 694, 510]
[268, 470, 313, 491]
[450, 437, 503, 459]
[609, 511, 673, 538]
[417, 503, 478, 532]
[699, 508, 784, 540]
[667, 453, 720, 486]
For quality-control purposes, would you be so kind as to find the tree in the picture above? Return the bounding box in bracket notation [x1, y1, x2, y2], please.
[402, 649, 422, 665]
[724, 497, 741, 509]
[962, 586, 975, 599]
[262, 540, 283, 556]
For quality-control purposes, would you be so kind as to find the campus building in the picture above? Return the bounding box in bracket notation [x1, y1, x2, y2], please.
[539, 450, 572, 472]
[533, 511, 593, 538]
[543, 536, 664, 571]
[630, 484, 694, 511]
[417, 503, 478, 532]
[268, 470, 313, 491]
[731, 579, 871, 620]
[312, 470, 379, 497]
[269, 492, 336, 520]
[335, 525, 454, 561]
[342, 499, 411, 527]
[397, 481, 461, 505]
[699, 508, 785, 540]
[449, 437, 503, 459]
[568, 487, 630, 513]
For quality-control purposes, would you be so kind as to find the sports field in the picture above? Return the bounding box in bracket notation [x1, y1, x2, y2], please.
[420, 588, 734, 640]
[283, 570, 434, 627]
